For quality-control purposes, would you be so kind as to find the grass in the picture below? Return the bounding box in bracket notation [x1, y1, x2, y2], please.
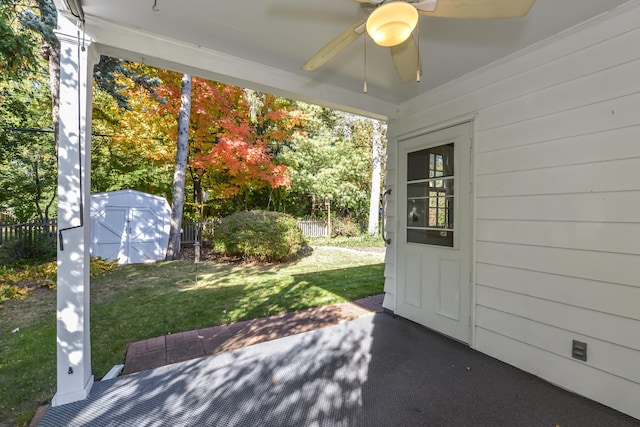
[0, 246, 384, 426]
[309, 233, 386, 248]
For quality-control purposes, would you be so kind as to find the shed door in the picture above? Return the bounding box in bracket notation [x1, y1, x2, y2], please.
[93, 206, 128, 262]
[127, 207, 163, 264]
[396, 122, 473, 343]
[93, 206, 163, 264]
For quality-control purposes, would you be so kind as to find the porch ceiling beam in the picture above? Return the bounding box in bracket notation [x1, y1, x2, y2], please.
[83, 16, 398, 121]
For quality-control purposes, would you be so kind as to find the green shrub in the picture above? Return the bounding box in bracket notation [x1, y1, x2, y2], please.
[89, 257, 119, 277]
[0, 265, 20, 286]
[331, 216, 362, 237]
[0, 240, 24, 265]
[0, 235, 56, 266]
[0, 261, 57, 290]
[0, 257, 117, 307]
[199, 218, 222, 247]
[0, 284, 31, 305]
[215, 210, 307, 262]
[22, 237, 56, 262]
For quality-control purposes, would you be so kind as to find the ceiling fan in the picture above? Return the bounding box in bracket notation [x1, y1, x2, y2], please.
[302, 0, 536, 84]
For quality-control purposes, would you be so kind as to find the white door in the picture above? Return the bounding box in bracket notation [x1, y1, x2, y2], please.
[396, 122, 473, 343]
[92, 206, 162, 264]
[127, 207, 163, 264]
[93, 206, 128, 262]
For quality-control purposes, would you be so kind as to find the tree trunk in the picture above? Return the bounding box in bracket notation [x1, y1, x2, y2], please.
[35, 0, 60, 153]
[367, 120, 384, 235]
[48, 43, 60, 153]
[165, 74, 192, 260]
[32, 159, 44, 221]
[326, 199, 331, 238]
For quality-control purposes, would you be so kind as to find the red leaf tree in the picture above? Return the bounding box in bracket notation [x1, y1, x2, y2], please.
[155, 71, 301, 209]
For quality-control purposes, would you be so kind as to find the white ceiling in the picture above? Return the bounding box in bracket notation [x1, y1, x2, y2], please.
[61, 0, 630, 118]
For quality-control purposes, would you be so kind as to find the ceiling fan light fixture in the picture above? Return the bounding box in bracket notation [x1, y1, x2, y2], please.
[366, 2, 418, 47]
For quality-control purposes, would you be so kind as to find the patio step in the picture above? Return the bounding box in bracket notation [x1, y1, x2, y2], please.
[121, 294, 384, 375]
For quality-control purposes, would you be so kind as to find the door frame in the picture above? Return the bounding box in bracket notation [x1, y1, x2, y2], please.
[394, 119, 476, 347]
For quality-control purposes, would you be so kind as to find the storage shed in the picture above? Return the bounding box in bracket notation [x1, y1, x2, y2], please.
[90, 190, 171, 264]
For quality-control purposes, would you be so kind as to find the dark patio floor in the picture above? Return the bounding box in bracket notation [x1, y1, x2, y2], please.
[38, 308, 639, 426]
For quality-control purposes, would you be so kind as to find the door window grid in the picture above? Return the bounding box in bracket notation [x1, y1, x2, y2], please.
[407, 144, 454, 247]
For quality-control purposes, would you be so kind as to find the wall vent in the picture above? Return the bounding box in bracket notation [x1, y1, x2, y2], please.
[572, 340, 587, 362]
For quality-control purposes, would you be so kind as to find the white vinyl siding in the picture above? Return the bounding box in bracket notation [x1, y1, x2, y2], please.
[385, 2, 640, 420]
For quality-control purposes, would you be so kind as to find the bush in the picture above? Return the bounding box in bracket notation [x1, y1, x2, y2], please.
[0, 261, 57, 290]
[0, 257, 118, 307]
[0, 240, 26, 265]
[0, 236, 56, 266]
[331, 217, 362, 237]
[89, 257, 119, 277]
[0, 284, 31, 305]
[215, 210, 307, 262]
[199, 218, 222, 247]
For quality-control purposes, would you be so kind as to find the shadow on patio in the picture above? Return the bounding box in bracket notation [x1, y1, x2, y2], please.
[38, 313, 639, 426]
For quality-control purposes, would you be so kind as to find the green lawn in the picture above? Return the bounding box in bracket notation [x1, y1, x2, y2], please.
[308, 234, 386, 248]
[0, 246, 384, 426]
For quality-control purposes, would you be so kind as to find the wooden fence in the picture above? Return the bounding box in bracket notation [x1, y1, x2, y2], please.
[0, 217, 329, 247]
[0, 219, 206, 247]
[0, 219, 58, 247]
[297, 218, 328, 238]
[183, 218, 328, 242]
[180, 220, 198, 245]
[182, 218, 328, 242]
[178, 219, 221, 245]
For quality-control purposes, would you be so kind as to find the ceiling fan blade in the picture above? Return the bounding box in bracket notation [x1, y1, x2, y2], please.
[302, 20, 366, 72]
[419, 0, 536, 19]
[390, 34, 422, 83]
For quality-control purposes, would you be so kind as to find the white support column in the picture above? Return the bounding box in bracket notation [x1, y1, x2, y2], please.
[52, 14, 98, 407]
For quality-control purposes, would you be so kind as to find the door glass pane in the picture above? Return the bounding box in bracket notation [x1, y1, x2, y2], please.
[407, 143, 454, 247]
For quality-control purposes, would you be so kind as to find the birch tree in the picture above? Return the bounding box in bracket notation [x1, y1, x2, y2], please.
[165, 74, 192, 260]
[368, 119, 385, 235]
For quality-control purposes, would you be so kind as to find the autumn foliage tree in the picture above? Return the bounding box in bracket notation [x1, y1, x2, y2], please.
[153, 70, 300, 215]
[91, 64, 172, 196]
[92, 65, 303, 217]
[90, 63, 384, 231]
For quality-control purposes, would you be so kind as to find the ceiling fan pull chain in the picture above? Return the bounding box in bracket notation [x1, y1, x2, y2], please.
[363, 33, 368, 93]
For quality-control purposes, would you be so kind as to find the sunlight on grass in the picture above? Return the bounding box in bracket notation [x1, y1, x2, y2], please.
[90, 247, 384, 374]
